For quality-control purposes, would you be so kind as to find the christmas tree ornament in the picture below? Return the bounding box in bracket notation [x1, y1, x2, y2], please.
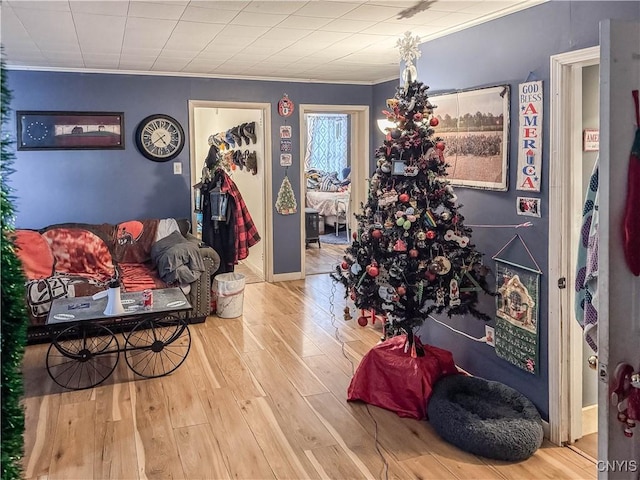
[409, 249, 419, 258]
[413, 112, 423, 122]
[344, 306, 353, 321]
[393, 239, 408, 252]
[351, 263, 362, 274]
[341, 261, 349, 270]
[436, 141, 446, 151]
[371, 229, 383, 239]
[368, 265, 380, 277]
[426, 230, 436, 240]
[397, 285, 407, 296]
[431, 256, 452, 275]
[403, 220, 412, 230]
[429, 117, 439, 127]
[399, 193, 410, 203]
[357, 315, 369, 327]
[396, 217, 405, 227]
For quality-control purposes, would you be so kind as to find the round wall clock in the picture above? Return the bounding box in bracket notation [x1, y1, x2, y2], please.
[135, 114, 185, 162]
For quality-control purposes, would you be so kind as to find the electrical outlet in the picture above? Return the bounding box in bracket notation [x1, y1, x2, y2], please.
[173, 162, 182, 175]
[485, 325, 495, 347]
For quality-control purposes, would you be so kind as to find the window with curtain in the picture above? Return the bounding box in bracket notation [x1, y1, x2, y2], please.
[304, 114, 349, 175]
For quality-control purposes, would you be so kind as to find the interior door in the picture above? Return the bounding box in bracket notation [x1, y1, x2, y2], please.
[598, 19, 640, 474]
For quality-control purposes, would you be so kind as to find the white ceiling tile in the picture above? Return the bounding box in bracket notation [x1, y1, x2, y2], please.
[12, 8, 78, 45]
[230, 11, 288, 27]
[340, 4, 399, 22]
[3, 49, 47, 63]
[69, 1, 129, 16]
[121, 47, 162, 56]
[336, 33, 381, 47]
[181, 63, 219, 74]
[276, 15, 333, 30]
[6, 1, 70, 12]
[180, 6, 239, 24]
[84, 53, 120, 68]
[118, 59, 156, 70]
[47, 58, 86, 68]
[74, 13, 126, 54]
[216, 24, 270, 39]
[240, 43, 285, 56]
[318, 18, 376, 33]
[42, 51, 84, 62]
[360, 21, 423, 36]
[164, 21, 223, 50]
[128, 2, 187, 20]
[243, 1, 306, 15]
[294, 1, 361, 19]
[258, 28, 311, 42]
[429, 12, 477, 28]
[152, 57, 191, 70]
[160, 48, 200, 59]
[301, 30, 352, 45]
[123, 17, 177, 49]
[0, 6, 34, 43]
[188, 1, 249, 11]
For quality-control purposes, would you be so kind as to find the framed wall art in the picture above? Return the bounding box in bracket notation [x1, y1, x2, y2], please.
[17, 111, 124, 150]
[430, 85, 510, 191]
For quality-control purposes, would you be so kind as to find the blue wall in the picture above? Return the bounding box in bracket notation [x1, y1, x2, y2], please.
[5, 72, 374, 274]
[414, 1, 639, 420]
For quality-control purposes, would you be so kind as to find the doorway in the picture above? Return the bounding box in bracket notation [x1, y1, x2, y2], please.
[298, 105, 369, 277]
[188, 101, 273, 283]
[549, 47, 599, 451]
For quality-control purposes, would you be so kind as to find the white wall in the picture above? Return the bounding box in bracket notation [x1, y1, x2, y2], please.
[194, 107, 265, 278]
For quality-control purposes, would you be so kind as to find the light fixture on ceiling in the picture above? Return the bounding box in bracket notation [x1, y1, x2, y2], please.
[377, 119, 396, 134]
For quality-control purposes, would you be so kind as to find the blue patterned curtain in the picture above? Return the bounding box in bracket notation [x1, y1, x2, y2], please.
[305, 114, 348, 174]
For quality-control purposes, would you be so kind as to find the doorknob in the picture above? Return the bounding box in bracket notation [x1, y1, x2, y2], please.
[587, 355, 598, 370]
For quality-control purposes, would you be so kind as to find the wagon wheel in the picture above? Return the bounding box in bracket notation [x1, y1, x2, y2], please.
[46, 324, 119, 390]
[124, 315, 191, 378]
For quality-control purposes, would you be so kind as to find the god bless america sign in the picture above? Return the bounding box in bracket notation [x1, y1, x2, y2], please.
[516, 81, 543, 192]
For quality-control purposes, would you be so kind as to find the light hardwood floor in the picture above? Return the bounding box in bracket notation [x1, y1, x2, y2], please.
[306, 242, 346, 276]
[22, 275, 596, 479]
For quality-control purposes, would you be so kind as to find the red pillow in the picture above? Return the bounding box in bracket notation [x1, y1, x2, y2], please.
[13, 230, 55, 279]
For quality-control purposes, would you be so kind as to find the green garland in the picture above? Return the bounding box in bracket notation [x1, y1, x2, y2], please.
[1, 49, 29, 480]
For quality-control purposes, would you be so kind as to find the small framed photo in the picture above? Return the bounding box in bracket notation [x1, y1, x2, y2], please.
[583, 128, 599, 152]
[516, 196, 541, 217]
[280, 139, 292, 152]
[280, 126, 292, 139]
[17, 111, 124, 150]
[280, 154, 292, 166]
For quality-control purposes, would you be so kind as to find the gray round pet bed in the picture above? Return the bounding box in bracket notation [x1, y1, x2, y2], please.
[427, 374, 543, 461]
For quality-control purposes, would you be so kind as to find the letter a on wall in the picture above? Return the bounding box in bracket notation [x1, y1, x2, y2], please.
[516, 81, 543, 192]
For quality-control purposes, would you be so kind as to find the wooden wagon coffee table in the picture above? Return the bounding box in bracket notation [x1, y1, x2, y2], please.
[45, 287, 192, 390]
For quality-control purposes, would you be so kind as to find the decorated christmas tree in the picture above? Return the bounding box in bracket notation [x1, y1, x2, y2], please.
[332, 33, 492, 347]
[275, 174, 297, 215]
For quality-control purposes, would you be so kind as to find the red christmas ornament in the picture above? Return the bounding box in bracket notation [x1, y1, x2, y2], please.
[357, 316, 369, 327]
[341, 261, 349, 270]
[426, 230, 436, 240]
[413, 112, 423, 122]
[350, 291, 356, 300]
[368, 266, 379, 277]
[397, 285, 407, 296]
[436, 141, 446, 151]
[429, 117, 439, 127]
[409, 249, 419, 258]
[399, 193, 410, 203]
[371, 229, 383, 239]
[352, 232, 358, 240]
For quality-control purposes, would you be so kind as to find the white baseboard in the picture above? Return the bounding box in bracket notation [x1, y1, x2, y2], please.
[542, 420, 551, 441]
[582, 405, 598, 436]
[272, 272, 304, 282]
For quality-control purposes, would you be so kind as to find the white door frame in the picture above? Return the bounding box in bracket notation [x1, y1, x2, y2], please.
[188, 100, 274, 282]
[298, 104, 370, 277]
[548, 46, 599, 446]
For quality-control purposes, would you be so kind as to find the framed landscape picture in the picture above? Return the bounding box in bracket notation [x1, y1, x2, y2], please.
[17, 111, 124, 150]
[430, 85, 510, 191]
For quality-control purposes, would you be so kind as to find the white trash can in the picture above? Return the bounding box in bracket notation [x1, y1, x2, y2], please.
[213, 272, 246, 318]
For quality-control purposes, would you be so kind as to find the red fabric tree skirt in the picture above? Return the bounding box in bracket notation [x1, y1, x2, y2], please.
[347, 335, 459, 420]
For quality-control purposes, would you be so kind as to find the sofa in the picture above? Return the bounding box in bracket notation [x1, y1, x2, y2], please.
[14, 218, 220, 343]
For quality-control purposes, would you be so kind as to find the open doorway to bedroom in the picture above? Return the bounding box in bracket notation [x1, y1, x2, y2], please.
[303, 113, 352, 275]
[299, 105, 369, 277]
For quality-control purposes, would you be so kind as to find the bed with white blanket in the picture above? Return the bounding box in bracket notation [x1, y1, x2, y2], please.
[305, 190, 350, 229]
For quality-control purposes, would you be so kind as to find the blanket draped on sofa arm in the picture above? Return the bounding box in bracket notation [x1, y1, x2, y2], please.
[151, 231, 206, 285]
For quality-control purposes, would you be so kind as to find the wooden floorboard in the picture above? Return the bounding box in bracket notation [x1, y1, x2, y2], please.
[22, 275, 596, 479]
